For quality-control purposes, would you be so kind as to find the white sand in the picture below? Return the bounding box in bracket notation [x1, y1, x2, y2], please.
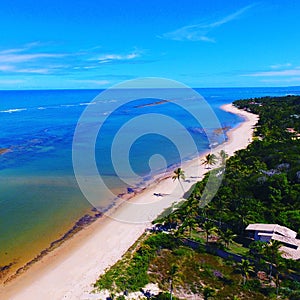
[0, 104, 258, 300]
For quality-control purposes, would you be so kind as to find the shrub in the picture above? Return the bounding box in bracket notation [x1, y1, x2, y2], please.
[152, 292, 180, 300]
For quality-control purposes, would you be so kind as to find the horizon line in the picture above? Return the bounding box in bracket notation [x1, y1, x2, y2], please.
[0, 85, 300, 92]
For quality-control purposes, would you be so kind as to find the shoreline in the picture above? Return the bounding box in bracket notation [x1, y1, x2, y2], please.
[0, 103, 259, 299]
[2, 210, 103, 285]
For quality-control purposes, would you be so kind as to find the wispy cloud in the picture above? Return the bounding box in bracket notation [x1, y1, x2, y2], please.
[0, 43, 67, 75]
[0, 79, 25, 85]
[270, 63, 292, 69]
[0, 52, 65, 64]
[69, 79, 110, 85]
[95, 51, 141, 64]
[0, 43, 144, 76]
[0, 47, 29, 55]
[160, 4, 254, 42]
[0, 42, 65, 64]
[243, 69, 300, 77]
[0, 65, 14, 71]
[260, 77, 300, 83]
[15, 68, 52, 74]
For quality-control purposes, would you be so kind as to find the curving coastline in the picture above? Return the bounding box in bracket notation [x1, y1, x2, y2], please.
[0, 103, 259, 300]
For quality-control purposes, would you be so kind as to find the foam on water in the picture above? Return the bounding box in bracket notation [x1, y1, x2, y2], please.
[0, 108, 27, 113]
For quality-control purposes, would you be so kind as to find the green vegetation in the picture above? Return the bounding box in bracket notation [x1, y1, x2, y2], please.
[95, 233, 178, 293]
[219, 150, 228, 166]
[95, 233, 269, 299]
[202, 96, 300, 235]
[172, 168, 185, 182]
[201, 153, 218, 169]
[95, 96, 300, 299]
[172, 167, 186, 192]
[237, 259, 254, 285]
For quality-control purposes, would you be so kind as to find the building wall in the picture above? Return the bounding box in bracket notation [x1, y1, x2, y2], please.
[259, 235, 272, 243]
[254, 230, 272, 242]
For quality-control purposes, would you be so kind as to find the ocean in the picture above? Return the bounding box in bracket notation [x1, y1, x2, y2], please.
[1, 86, 300, 280]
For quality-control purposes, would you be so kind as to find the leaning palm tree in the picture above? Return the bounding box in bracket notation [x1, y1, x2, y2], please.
[172, 167, 185, 192]
[237, 259, 254, 285]
[201, 153, 218, 169]
[172, 167, 185, 182]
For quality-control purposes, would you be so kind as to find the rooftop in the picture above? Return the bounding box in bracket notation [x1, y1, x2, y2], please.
[246, 223, 297, 239]
[246, 223, 300, 260]
[281, 245, 300, 260]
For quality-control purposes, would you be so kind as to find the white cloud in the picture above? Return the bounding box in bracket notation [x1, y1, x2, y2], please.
[0, 79, 25, 84]
[270, 63, 292, 69]
[69, 79, 110, 85]
[161, 24, 216, 42]
[96, 52, 140, 63]
[160, 4, 254, 42]
[0, 43, 144, 76]
[15, 68, 51, 74]
[260, 77, 300, 83]
[0, 65, 14, 71]
[0, 43, 67, 75]
[0, 53, 65, 64]
[0, 47, 28, 55]
[0, 41, 64, 64]
[244, 69, 300, 77]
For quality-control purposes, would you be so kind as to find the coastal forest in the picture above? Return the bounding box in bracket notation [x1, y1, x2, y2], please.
[94, 96, 300, 300]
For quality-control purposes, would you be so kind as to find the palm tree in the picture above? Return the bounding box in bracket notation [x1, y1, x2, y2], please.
[263, 240, 282, 278]
[249, 241, 265, 270]
[202, 221, 217, 244]
[168, 264, 179, 300]
[174, 225, 185, 238]
[275, 260, 286, 296]
[237, 259, 254, 285]
[182, 217, 196, 237]
[218, 229, 237, 249]
[201, 153, 218, 169]
[214, 195, 230, 226]
[165, 213, 178, 232]
[235, 209, 254, 234]
[172, 167, 185, 192]
[219, 150, 228, 166]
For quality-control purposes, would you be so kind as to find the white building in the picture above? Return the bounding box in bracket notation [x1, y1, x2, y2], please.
[246, 223, 300, 260]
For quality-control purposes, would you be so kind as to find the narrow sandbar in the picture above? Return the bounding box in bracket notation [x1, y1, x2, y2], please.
[0, 148, 10, 155]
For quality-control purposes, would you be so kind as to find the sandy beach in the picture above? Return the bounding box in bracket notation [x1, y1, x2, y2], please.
[0, 103, 259, 300]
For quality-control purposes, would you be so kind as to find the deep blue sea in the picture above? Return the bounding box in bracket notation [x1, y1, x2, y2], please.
[0, 86, 300, 277]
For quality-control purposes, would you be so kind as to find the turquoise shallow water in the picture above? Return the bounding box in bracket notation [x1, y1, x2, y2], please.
[0, 86, 299, 278]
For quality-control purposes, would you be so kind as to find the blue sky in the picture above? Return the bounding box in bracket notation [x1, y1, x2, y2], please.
[0, 0, 299, 89]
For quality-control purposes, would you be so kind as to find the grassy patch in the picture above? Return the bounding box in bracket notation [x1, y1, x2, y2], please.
[94, 232, 270, 299]
[94, 233, 177, 293]
[228, 241, 249, 256]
